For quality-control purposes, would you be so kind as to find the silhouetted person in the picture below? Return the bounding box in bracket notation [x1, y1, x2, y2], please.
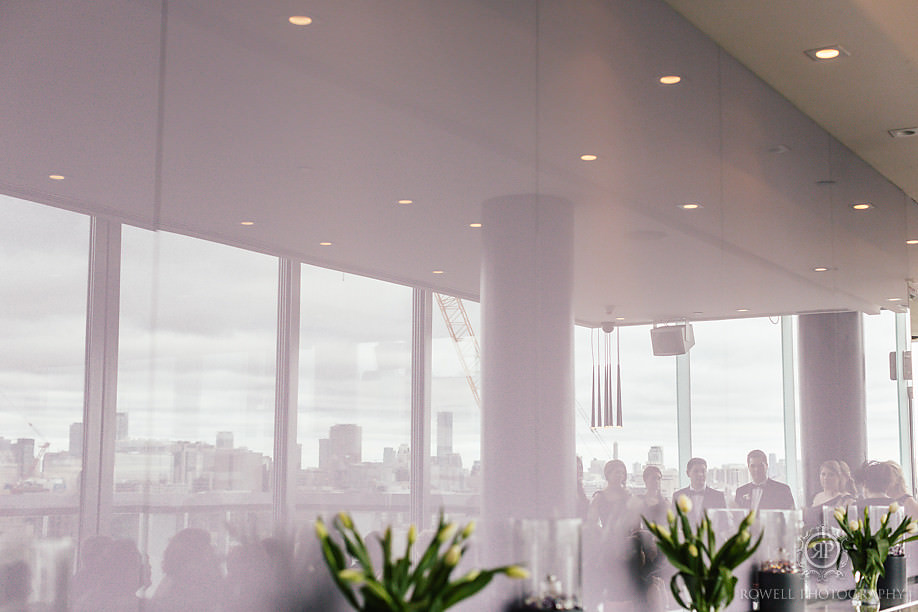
[885, 460, 918, 517]
[151, 528, 223, 612]
[638, 465, 668, 525]
[735, 449, 794, 510]
[0, 560, 31, 612]
[672, 457, 725, 521]
[587, 459, 631, 531]
[811, 460, 856, 508]
[73, 538, 149, 612]
[71, 535, 115, 608]
[857, 460, 897, 506]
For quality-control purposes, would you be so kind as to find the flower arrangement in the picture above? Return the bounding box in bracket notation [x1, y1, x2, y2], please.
[643, 495, 761, 612]
[314, 511, 528, 612]
[830, 503, 918, 610]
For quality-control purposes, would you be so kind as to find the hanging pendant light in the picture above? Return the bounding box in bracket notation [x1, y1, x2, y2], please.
[591, 323, 621, 429]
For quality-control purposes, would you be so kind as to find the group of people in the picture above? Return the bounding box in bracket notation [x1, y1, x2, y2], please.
[583, 450, 918, 530]
[582, 449, 797, 535]
[578, 449, 918, 611]
[69, 527, 340, 612]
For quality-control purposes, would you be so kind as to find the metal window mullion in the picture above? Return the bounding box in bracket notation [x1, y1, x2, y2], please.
[410, 288, 432, 529]
[676, 353, 691, 489]
[781, 316, 800, 503]
[273, 258, 300, 533]
[895, 312, 914, 491]
[79, 218, 121, 543]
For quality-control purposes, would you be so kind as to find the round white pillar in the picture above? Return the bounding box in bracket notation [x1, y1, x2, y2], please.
[480, 194, 576, 525]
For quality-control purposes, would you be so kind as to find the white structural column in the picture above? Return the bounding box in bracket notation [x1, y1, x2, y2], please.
[480, 194, 576, 532]
[798, 311, 866, 505]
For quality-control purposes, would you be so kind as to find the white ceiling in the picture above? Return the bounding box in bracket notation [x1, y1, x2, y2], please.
[2, 0, 916, 326]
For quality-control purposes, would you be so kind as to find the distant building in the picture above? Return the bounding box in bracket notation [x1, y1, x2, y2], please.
[116, 412, 129, 441]
[648, 445, 663, 466]
[70, 423, 84, 457]
[329, 424, 361, 464]
[437, 412, 453, 458]
[216, 431, 234, 450]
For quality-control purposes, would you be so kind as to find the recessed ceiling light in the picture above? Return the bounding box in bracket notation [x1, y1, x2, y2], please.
[397, 199, 413, 205]
[288, 16, 312, 25]
[677, 203, 702, 210]
[907, 239, 918, 245]
[580, 154, 598, 161]
[319, 242, 332, 246]
[889, 127, 918, 138]
[813, 266, 830, 272]
[736, 308, 750, 312]
[615, 317, 625, 321]
[48, 174, 65, 180]
[851, 202, 874, 210]
[432, 270, 444, 274]
[469, 223, 482, 228]
[804, 45, 848, 61]
[240, 221, 255, 226]
[888, 297, 903, 302]
[659, 75, 681, 85]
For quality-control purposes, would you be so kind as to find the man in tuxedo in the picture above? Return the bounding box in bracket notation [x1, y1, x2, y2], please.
[735, 449, 795, 510]
[672, 457, 726, 521]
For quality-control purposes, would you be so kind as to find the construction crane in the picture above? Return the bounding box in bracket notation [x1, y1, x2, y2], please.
[435, 293, 481, 408]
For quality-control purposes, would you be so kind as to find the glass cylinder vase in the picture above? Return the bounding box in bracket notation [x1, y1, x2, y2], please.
[851, 571, 880, 612]
[509, 518, 582, 611]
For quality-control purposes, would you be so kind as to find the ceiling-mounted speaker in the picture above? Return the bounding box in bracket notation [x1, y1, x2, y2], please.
[651, 324, 695, 356]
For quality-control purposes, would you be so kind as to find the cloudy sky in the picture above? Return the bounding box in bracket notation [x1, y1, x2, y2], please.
[0, 193, 906, 491]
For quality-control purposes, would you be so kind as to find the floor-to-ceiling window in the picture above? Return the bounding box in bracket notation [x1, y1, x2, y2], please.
[117, 228, 277, 589]
[0, 195, 89, 606]
[690, 317, 786, 503]
[296, 265, 413, 533]
[574, 324, 679, 500]
[431, 294, 481, 520]
[864, 310, 901, 463]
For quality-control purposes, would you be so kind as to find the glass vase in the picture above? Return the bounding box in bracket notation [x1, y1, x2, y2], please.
[851, 571, 880, 612]
[510, 518, 582, 611]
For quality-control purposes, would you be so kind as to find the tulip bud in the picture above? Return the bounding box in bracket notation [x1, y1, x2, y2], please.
[337, 512, 353, 529]
[908, 521, 918, 534]
[461, 520, 476, 539]
[688, 544, 698, 557]
[438, 522, 458, 543]
[738, 530, 750, 545]
[658, 525, 671, 539]
[505, 565, 530, 579]
[666, 509, 675, 523]
[444, 545, 462, 567]
[849, 520, 859, 531]
[890, 502, 901, 514]
[833, 508, 845, 524]
[338, 568, 365, 584]
[461, 569, 481, 582]
[677, 495, 693, 514]
[407, 524, 417, 545]
[315, 518, 329, 539]
[882, 513, 890, 525]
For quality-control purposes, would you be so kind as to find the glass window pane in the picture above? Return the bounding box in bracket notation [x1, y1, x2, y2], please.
[0, 195, 88, 608]
[690, 317, 786, 504]
[574, 324, 679, 502]
[296, 266, 413, 532]
[431, 294, 480, 520]
[864, 310, 899, 461]
[0, 194, 88, 515]
[117, 227, 278, 590]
